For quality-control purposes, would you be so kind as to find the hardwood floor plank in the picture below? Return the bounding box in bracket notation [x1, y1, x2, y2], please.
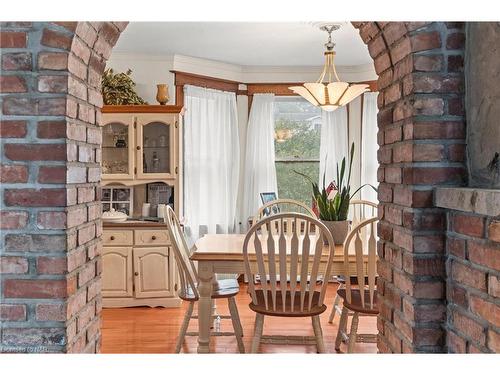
[101, 283, 377, 353]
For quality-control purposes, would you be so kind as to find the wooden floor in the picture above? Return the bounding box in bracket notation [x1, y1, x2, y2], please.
[101, 282, 378, 354]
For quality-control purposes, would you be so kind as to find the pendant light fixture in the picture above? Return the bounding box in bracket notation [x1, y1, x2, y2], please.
[289, 24, 369, 112]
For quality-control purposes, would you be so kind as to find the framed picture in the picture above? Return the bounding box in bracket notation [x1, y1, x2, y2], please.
[260, 192, 279, 216]
[146, 182, 173, 216]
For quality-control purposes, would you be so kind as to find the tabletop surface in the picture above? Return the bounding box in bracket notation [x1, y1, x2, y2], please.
[191, 233, 355, 262]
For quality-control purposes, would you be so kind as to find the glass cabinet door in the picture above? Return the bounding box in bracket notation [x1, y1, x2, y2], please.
[137, 115, 176, 179]
[102, 115, 135, 180]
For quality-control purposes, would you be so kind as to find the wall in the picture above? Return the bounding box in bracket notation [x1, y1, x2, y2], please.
[465, 22, 500, 189]
[106, 53, 175, 105]
[1, 21, 471, 354]
[1, 21, 125, 353]
[358, 21, 468, 353]
[436, 188, 500, 353]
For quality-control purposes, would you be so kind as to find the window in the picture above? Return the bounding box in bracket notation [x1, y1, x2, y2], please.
[274, 97, 321, 207]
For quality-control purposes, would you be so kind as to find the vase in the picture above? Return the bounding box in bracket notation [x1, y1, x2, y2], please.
[321, 220, 349, 245]
[156, 84, 169, 105]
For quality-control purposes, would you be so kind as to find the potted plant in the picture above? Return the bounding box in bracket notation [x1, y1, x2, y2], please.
[295, 143, 376, 244]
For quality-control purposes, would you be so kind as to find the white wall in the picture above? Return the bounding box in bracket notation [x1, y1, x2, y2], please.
[106, 53, 176, 105]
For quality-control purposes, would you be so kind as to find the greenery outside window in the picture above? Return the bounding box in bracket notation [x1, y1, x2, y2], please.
[274, 97, 321, 207]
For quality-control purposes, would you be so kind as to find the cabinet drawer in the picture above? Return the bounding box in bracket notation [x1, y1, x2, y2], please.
[103, 230, 133, 246]
[135, 230, 170, 246]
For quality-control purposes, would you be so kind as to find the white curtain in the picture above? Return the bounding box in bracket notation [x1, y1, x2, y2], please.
[361, 92, 379, 202]
[241, 94, 277, 225]
[319, 107, 348, 189]
[183, 85, 240, 244]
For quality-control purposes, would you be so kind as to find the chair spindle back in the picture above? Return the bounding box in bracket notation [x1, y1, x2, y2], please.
[349, 200, 378, 228]
[343, 217, 379, 310]
[165, 206, 199, 300]
[243, 213, 335, 313]
[254, 199, 316, 225]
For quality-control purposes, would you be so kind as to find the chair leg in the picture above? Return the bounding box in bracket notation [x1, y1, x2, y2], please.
[228, 297, 245, 353]
[251, 313, 264, 353]
[311, 315, 325, 353]
[347, 312, 359, 353]
[175, 301, 194, 353]
[335, 306, 349, 351]
[328, 294, 341, 323]
[228, 297, 243, 337]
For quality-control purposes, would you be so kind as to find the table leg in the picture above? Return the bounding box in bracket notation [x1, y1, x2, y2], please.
[197, 261, 214, 353]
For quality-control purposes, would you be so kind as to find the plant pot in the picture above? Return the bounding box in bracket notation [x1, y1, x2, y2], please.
[321, 220, 349, 245]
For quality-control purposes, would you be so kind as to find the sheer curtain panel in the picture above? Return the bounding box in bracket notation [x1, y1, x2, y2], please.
[241, 94, 277, 226]
[183, 85, 240, 244]
[319, 106, 348, 188]
[361, 92, 379, 203]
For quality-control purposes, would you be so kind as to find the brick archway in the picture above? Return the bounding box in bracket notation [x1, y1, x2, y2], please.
[0, 21, 465, 353]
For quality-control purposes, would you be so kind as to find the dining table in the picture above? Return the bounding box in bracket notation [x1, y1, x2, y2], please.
[190, 233, 369, 353]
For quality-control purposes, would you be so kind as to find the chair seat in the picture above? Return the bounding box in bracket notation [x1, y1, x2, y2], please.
[249, 290, 327, 317]
[337, 289, 379, 314]
[180, 278, 240, 301]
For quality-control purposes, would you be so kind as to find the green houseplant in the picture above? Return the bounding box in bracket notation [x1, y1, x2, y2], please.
[296, 143, 376, 244]
[101, 68, 147, 105]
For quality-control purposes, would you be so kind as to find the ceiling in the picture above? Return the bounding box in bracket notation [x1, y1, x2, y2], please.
[113, 22, 372, 67]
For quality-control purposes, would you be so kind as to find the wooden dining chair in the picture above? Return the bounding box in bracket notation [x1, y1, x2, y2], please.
[328, 199, 378, 323]
[164, 206, 245, 353]
[335, 217, 379, 353]
[349, 200, 378, 226]
[253, 198, 316, 225]
[243, 212, 336, 353]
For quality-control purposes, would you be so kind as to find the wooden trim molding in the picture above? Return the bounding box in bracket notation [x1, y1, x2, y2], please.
[171, 70, 378, 107]
[246, 81, 377, 111]
[247, 83, 302, 96]
[172, 70, 240, 106]
[102, 105, 183, 114]
[247, 81, 378, 96]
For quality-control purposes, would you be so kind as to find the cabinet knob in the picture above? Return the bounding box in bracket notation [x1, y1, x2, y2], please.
[134, 271, 139, 276]
[136, 146, 141, 150]
[110, 236, 115, 240]
[151, 235, 157, 240]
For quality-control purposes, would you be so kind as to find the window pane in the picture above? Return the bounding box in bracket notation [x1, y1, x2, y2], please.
[276, 161, 319, 207]
[274, 97, 321, 160]
[274, 97, 321, 207]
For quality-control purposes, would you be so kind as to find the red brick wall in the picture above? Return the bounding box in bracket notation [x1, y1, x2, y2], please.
[446, 214, 499, 353]
[353, 21, 467, 353]
[1, 21, 467, 353]
[1, 21, 125, 353]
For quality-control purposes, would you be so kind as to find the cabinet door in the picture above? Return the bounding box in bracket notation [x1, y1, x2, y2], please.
[102, 247, 133, 298]
[102, 114, 135, 180]
[136, 114, 176, 180]
[133, 246, 174, 298]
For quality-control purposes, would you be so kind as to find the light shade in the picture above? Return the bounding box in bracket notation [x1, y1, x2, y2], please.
[289, 82, 370, 112]
[289, 25, 370, 111]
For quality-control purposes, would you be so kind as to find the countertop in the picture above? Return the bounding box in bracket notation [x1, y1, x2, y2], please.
[103, 219, 168, 228]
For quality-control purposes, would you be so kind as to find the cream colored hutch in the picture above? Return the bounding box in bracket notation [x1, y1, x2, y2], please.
[100, 105, 183, 308]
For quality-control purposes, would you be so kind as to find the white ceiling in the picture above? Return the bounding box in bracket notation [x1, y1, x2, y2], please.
[113, 22, 372, 67]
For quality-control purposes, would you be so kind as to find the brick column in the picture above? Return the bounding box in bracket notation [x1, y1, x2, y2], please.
[436, 188, 500, 353]
[1, 21, 125, 353]
[353, 22, 467, 352]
